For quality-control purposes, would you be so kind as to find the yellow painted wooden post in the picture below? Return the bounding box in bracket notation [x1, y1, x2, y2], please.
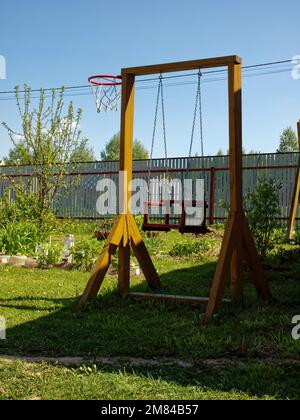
[287, 120, 300, 241]
[228, 63, 244, 303]
[118, 73, 135, 293]
[205, 62, 271, 320]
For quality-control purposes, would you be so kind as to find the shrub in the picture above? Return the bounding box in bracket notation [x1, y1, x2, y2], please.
[245, 178, 281, 258]
[53, 219, 99, 236]
[295, 230, 300, 245]
[143, 236, 164, 256]
[169, 236, 216, 257]
[36, 244, 63, 269]
[0, 222, 42, 256]
[0, 188, 55, 240]
[70, 239, 104, 272]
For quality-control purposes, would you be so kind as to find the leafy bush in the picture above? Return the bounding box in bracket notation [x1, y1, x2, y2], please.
[135, 215, 144, 232]
[53, 219, 99, 236]
[97, 218, 115, 232]
[143, 236, 164, 256]
[295, 230, 300, 245]
[0, 188, 55, 240]
[36, 244, 63, 269]
[245, 178, 281, 258]
[0, 222, 42, 256]
[169, 236, 216, 257]
[70, 239, 104, 272]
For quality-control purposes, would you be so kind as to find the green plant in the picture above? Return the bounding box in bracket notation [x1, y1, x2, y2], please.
[37, 244, 63, 269]
[143, 235, 164, 256]
[169, 236, 216, 257]
[245, 178, 281, 258]
[70, 239, 104, 272]
[2, 85, 92, 232]
[0, 222, 42, 256]
[295, 230, 300, 245]
[218, 198, 230, 218]
[100, 133, 149, 161]
[0, 187, 55, 240]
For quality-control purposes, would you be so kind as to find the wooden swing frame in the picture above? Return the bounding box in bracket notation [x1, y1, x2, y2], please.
[287, 120, 300, 241]
[79, 55, 272, 320]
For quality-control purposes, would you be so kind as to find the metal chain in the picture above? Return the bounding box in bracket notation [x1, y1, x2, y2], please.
[160, 76, 168, 167]
[148, 75, 169, 199]
[189, 70, 204, 158]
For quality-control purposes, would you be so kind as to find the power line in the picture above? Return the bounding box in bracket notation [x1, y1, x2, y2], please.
[0, 66, 293, 101]
[0, 58, 296, 97]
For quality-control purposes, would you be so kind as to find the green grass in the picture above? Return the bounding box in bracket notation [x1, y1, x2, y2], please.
[0, 359, 299, 400]
[0, 230, 300, 399]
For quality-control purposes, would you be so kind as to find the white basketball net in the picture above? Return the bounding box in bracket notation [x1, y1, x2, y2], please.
[89, 77, 122, 113]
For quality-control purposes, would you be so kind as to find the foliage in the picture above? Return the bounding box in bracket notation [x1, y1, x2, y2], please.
[70, 239, 104, 272]
[0, 222, 42, 256]
[295, 230, 300, 245]
[0, 187, 55, 239]
[4, 139, 95, 166]
[277, 127, 298, 153]
[169, 236, 217, 257]
[100, 132, 149, 161]
[1, 85, 92, 230]
[143, 236, 164, 256]
[97, 218, 115, 232]
[36, 244, 63, 269]
[218, 198, 230, 218]
[245, 178, 281, 258]
[52, 219, 99, 236]
[135, 215, 144, 232]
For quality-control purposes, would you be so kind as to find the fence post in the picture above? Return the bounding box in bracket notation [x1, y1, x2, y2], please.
[209, 167, 215, 225]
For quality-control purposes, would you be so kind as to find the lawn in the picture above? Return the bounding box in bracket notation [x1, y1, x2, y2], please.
[0, 230, 300, 399]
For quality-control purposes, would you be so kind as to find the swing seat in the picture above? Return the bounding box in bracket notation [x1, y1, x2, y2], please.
[142, 200, 209, 234]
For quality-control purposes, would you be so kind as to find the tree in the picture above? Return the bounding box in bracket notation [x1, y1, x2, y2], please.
[2, 85, 90, 228]
[3, 138, 95, 166]
[245, 178, 281, 258]
[100, 132, 149, 161]
[277, 127, 298, 153]
[216, 149, 224, 156]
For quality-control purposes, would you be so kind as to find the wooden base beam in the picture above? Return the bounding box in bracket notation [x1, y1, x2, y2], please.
[125, 292, 231, 306]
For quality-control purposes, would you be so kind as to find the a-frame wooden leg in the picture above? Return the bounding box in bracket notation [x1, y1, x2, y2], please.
[78, 216, 124, 306]
[79, 214, 161, 306]
[205, 213, 236, 319]
[128, 214, 161, 290]
[205, 210, 272, 320]
[118, 244, 130, 293]
[242, 216, 272, 301]
[230, 213, 244, 303]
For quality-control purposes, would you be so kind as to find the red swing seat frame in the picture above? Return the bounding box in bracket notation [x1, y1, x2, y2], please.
[142, 199, 209, 234]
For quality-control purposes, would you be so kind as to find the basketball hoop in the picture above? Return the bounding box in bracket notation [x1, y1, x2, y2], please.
[88, 75, 122, 113]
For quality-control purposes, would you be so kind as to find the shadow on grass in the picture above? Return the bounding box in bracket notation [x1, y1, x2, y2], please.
[0, 261, 299, 399]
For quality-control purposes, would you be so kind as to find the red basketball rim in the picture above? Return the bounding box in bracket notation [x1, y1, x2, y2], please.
[88, 75, 122, 86]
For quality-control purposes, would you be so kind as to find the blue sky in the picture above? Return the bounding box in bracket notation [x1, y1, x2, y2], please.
[0, 0, 299, 160]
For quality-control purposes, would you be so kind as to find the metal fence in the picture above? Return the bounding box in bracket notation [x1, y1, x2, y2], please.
[0, 152, 299, 224]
